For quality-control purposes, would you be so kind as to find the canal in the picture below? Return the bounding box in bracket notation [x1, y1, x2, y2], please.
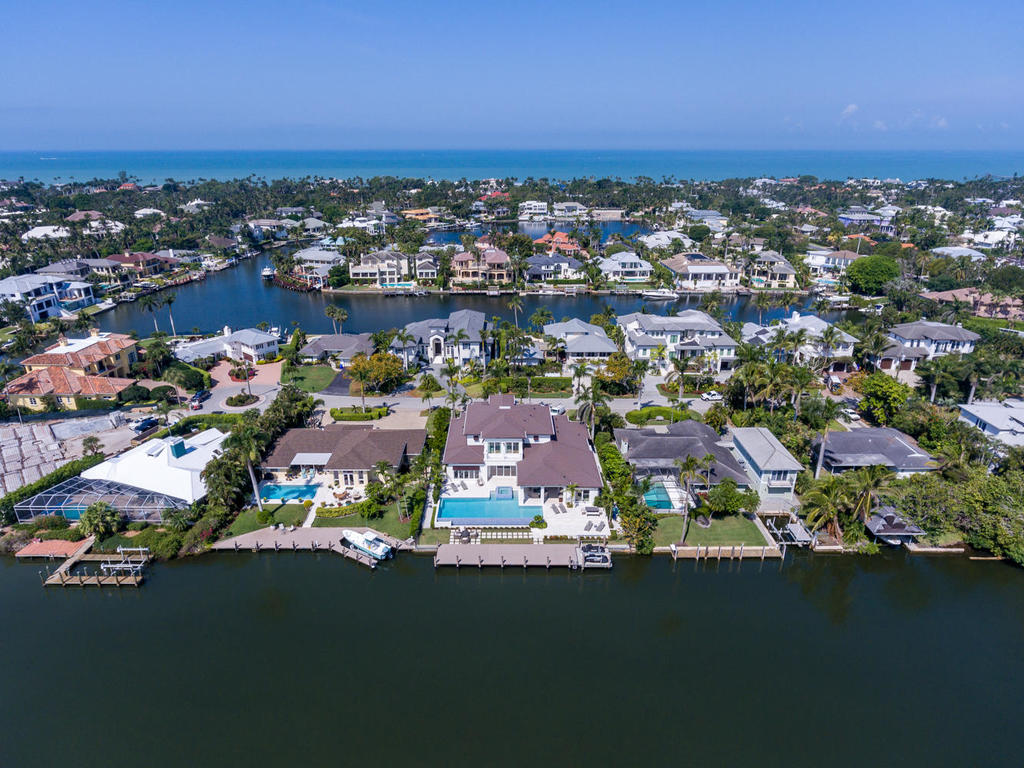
[96, 251, 837, 337]
[1, 551, 1021, 767]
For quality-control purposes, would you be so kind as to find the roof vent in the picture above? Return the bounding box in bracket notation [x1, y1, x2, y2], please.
[168, 438, 188, 459]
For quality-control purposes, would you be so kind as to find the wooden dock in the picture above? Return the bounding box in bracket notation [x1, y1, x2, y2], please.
[211, 526, 395, 569]
[433, 543, 612, 570]
[668, 543, 783, 560]
[40, 539, 152, 587]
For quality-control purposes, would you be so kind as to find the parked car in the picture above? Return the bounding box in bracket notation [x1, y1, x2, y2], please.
[132, 417, 158, 434]
[191, 389, 210, 403]
[700, 391, 723, 402]
[841, 408, 861, 421]
[549, 405, 566, 415]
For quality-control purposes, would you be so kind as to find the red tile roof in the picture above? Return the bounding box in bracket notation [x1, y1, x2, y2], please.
[22, 333, 135, 369]
[5, 367, 135, 398]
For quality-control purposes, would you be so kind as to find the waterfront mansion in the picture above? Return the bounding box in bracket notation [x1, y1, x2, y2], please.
[442, 394, 603, 508]
[616, 310, 738, 373]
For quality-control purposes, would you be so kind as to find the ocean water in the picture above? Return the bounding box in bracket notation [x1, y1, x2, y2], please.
[2, 149, 1022, 184]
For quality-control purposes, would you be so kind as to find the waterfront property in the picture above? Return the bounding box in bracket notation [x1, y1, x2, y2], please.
[871, 320, 980, 373]
[4, 367, 135, 411]
[744, 251, 798, 289]
[299, 332, 373, 365]
[439, 395, 604, 531]
[174, 326, 280, 364]
[614, 420, 750, 509]
[958, 398, 1024, 447]
[864, 505, 925, 546]
[814, 427, 937, 477]
[21, 329, 138, 378]
[391, 309, 492, 367]
[729, 427, 802, 510]
[261, 425, 426, 493]
[14, 429, 228, 522]
[661, 253, 740, 292]
[543, 318, 618, 363]
[742, 311, 858, 371]
[0, 273, 96, 321]
[451, 246, 511, 284]
[349, 250, 410, 286]
[616, 310, 737, 372]
[525, 253, 584, 283]
[597, 251, 653, 282]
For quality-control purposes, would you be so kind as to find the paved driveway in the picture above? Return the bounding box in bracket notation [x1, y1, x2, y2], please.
[320, 373, 351, 395]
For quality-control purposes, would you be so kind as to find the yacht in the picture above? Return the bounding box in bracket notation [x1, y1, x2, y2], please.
[261, 266, 276, 279]
[641, 288, 678, 300]
[342, 530, 392, 560]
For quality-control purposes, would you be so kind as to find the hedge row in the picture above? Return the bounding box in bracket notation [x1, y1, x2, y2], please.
[330, 407, 388, 421]
[0, 454, 106, 523]
[625, 407, 701, 426]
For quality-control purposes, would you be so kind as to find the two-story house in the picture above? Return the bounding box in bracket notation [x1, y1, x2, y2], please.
[741, 312, 858, 371]
[391, 309, 492, 367]
[451, 247, 511, 284]
[0, 274, 95, 321]
[174, 326, 280, 364]
[525, 254, 584, 283]
[597, 252, 653, 282]
[872, 320, 980, 373]
[661, 254, 741, 291]
[349, 250, 409, 286]
[616, 311, 738, 372]
[730, 427, 803, 506]
[543, 319, 618, 363]
[745, 251, 798, 289]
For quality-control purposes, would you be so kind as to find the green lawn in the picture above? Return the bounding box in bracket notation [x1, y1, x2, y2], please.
[281, 364, 336, 393]
[312, 501, 411, 539]
[684, 515, 767, 547]
[827, 420, 848, 432]
[225, 503, 308, 537]
[417, 527, 451, 546]
[654, 515, 686, 546]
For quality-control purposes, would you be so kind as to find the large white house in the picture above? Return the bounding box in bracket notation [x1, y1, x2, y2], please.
[544, 319, 618, 363]
[174, 326, 280, 364]
[872, 320, 980, 373]
[0, 274, 95, 321]
[661, 254, 741, 291]
[958, 399, 1024, 447]
[616, 310, 737, 372]
[742, 311, 858, 371]
[391, 309, 492, 367]
[730, 427, 803, 507]
[597, 252, 653, 282]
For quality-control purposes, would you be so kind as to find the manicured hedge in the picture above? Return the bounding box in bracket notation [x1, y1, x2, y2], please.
[625, 406, 701, 426]
[330, 407, 388, 421]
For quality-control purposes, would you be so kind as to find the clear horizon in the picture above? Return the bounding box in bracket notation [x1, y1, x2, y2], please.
[1, 0, 1019, 152]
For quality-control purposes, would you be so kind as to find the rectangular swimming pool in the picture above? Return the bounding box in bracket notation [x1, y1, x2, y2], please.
[643, 482, 673, 510]
[261, 484, 320, 501]
[436, 496, 537, 526]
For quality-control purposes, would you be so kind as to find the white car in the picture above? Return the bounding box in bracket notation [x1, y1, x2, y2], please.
[841, 408, 861, 421]
[700, 391, 723, 402]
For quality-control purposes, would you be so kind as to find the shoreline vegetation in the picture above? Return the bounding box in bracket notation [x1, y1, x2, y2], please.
[1, 169, 1023, 572]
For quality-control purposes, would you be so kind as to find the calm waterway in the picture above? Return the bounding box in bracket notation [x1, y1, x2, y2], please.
[1, 551, 1022, 767]
[97, 251, 830, 337]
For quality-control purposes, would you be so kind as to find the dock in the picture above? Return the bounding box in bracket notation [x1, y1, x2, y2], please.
[31, 538, 153, 587]
[211, 526, 408, 569]
[668, 543, 783, 560]
[433, 543, 612, 570]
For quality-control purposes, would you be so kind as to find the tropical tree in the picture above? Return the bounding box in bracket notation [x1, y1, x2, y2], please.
[846, 464, 894, 522]
[802, 474, 851, 542]
[507, 296, 523, 329]
[82, 435, 103, 456]
[79, 501, 120, 539]
[393, 328, 415, 370]
[347, 353, 374, 413]
[570, 361, 590, 394]
[163, 293, 178, 338]
[325, 305, 348, 334]
[665, 356, 690, 402]
[139, 294, 161, 333]
[575, 380, 609, 439]
[225, 414, 270, 512]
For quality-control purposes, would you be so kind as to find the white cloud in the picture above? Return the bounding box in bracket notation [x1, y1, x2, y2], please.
[839, 103, 859, 121]
[933, 116, 949, 129]
[872, 120, 888, 131]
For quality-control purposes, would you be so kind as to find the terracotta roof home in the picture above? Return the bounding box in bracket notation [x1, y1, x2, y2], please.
[5, 367, 135, 411]
[21, 331, 137, 376]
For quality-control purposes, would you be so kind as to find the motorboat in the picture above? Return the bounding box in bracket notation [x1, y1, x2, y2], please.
[342, 529, 392, 560]
[261, 267, 276, 279]
[641, 288, 678, 300]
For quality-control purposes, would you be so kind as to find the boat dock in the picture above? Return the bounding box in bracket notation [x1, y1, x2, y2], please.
[211, 526, 408, 569]
[668, 543, 782, 560]
[25, 538, 153, 587]
[433, 543, 612, 570]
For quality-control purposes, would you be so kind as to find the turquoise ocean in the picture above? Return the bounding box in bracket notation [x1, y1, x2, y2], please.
[1, 149, 1022, 184]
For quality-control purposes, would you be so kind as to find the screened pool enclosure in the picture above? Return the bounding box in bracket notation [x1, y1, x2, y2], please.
[14, 477, 189, 523]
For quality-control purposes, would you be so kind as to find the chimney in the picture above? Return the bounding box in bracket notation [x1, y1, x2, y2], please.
[89, 327, 100, 337]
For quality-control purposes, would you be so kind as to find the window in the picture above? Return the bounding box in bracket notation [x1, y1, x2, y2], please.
[487, 442, 501, 454]
[504, 441, 519, 453]
[454, 468, 479, 480]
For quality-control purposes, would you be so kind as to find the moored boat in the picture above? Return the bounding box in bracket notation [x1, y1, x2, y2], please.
[641, 288, 678, 300]
[342, 529, 392, 560]
[261, 267, 276, 279]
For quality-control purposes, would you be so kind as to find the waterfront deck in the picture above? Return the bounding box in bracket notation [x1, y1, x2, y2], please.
[35, 538, 152, 587]
[211, 526, 408, 569]
[433, 543, 612, 570]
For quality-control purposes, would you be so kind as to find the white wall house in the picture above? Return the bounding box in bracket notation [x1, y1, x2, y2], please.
[597, 252, 653, 282]
[617, 311, 737, 372]
[958, 399, 1024, 447]
[662, 254, 740, 291]
[175, 327, 280, 364]
[0, 274, 95, 321]
[730, 427, 803, 505]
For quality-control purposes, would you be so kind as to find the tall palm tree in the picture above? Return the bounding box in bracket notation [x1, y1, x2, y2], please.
[665, 356, 689, 402]
[163, 293, 178, 338]
[698, 453, 716, 489]
[574, 380, 609, 439]
[325, 305, 348, 335]
[674, 455, 701, 531]
[393, 328, 415, 370]
[139, 294, 160, 334]
[570, 361, 590, 394]
[803, 474, 851, 542]
[507, 296, 523, 329]
[225, 418, 269, 512]
[847, 464, 894, 522]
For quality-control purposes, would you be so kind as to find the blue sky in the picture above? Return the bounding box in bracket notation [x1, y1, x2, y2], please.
[1, 0, 1019, 150]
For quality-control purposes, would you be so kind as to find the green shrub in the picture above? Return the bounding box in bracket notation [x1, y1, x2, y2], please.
[31, 514, 70, 532]
[226, 393, 259, 407]
[39, 527, 86, 542]
[127, 521, 149, 531]
[529, 514, 548, 529]
[149, 385, 178, 403]
[330, 406, 388, 421]
[316, 500, 374, 518]
[118, 384, 151, 403]
[625, 406, 700, 426]
[73, 398, 120, 411]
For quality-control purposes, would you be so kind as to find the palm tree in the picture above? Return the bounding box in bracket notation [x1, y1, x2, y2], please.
[225, 418, 269, 512]
[139, 294, 160, 334]
[788, 365, 815, 418]
[575, 380, 609, 439]
[325, 305, 348, 335]
[570, 362, 590, 394]
[393, 328, 415, 370]
[698, 453, 716, 489]
[754, 291, 775, 325]
[665, 356, 689, 402]
[529, 306, 553, 332]
[507, 296, 523, 329]
[674, 455, 701, 533]
[447, 328, 469, 364]
[803, 474, 851, 542]
[846, 464, 894, 522]
[163, 293, 178, 338]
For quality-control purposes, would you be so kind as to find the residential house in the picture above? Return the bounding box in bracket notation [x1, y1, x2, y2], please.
[920, 287, 1024, 322]
[525, 254, 584, 283]
[108, 252, 168, 277]
[302, 217, 328, 235]
[614, 420, 750, 507]
[730, 427, 802, 506]
[0, 274, 95, 320]
[638, 230, 694, 250]
[21, 225, 70, 241]
[814, 428, 936, 477]
[4, 367, 135, 411]
[262, 425, 426, 490]
[299, 333, 374, 365]
[552, 202, 587, 219]
[533, 231, 582, 255]
[804, 248, 863, 281]
[871, 320, 980, 372]
[14, 429, 229, 523]
[413, 254, 438, 282]
[174, 326, 279, 364]
[543, 319, 618, 363]
[134, 208, 166, 219]
[958, 399, 1024, 448]
[661, 253, 740, 291]
[21, 330, 138, 378]
[349, 250, 409, 285]
[597, 251, 653, 282]
[616, 311, 738, 372]
[745, 251, 797, 289]
[441, 394, 603, 508]
[590, 208, 625, 221]
[518, 201, 548, 218]
[741, 312, 858, 371]
[863, 506, 924, 545]
[451, 247, 511, 284]
[391, 309, 492, 366]
[36, 258, 124, 281]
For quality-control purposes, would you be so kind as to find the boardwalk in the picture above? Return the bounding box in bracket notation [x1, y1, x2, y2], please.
[211, 526, 405, 569]
[434, 543, 608, 569]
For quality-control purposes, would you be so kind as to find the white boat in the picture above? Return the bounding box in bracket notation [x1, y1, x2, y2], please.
[641, 288, 678, 300]
[261, 267, 276, 279]
[342, 529, 392, 560]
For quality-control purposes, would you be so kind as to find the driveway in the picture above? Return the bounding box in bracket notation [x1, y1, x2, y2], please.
[320, 373, 351, 396]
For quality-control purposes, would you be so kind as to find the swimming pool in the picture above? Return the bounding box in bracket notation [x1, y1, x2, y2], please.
[261, 484, 320, 501]
[437, 490, 536, 526]
[643, 483, 673, 510]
